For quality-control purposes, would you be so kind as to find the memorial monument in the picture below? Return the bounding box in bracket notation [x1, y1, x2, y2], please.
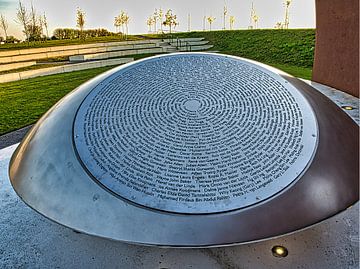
[9, 53, 359, 247]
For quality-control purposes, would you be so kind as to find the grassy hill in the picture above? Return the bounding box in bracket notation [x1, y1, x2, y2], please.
[149, 29, 315, 78]
[167, 29, 315, 68]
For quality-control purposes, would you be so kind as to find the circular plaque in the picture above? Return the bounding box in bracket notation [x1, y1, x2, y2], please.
[73, 53, 318, 214]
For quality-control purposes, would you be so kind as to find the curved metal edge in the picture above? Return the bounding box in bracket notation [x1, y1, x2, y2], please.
[8, 53, 359, 247]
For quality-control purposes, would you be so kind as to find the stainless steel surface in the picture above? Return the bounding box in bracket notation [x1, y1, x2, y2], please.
[73, 54, 318, 214]
[9, 53, 359, 247]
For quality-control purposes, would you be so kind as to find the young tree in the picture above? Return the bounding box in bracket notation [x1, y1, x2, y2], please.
[153, 9, 158, 33]
[250, 2, 259, 29]
[38, 15, 44, 38]
[187, 13, 191, 32]
[76, 8, 85, 40]
[114, 15, 121, 33]
[223, 5, 227, 30]
[146, 16, 154, 32]
[284, 0, 292, 29]
[25, 3, 42, 41]
[43, 12, 49, 38]
[275, 22, 284, 29]
[207, 16, 215, 31]
[0, 14, 8, 40]
[15, 1, 30, 41]
[158, 8, 163, 32]
[122, 12, 130, 36]
[162, 9, 178, 34]
[229, 16, 235, 30]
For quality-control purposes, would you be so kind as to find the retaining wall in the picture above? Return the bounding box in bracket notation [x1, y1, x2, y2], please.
[70, 47, 164, 62]
[0, 43, 159, 64]
[0, 61, 36, 72]
[0, 58, 133, 83]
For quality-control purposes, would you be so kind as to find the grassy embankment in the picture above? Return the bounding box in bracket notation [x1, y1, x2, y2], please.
[0, 29, 315, 135]
[148, 29, 315, 79]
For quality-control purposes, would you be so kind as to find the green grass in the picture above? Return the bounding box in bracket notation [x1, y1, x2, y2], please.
[0, 35, 148, 51]
[268, 63, 312, 80]
[0, 66, 114, 135]
[0, 29, 315, 135]
[148, 29, 315, 68]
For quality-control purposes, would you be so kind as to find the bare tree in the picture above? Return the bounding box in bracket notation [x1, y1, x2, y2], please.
[284, 0, 292, 29]
[158, 8, 163, 32]
[146, 16, 154, 32]
[76, 8, 85, 39]
[0, 14, 8, 40]
[153, 9, 158, 33]
[15, 1, 30, 41]
[275, 22, 284, 29]
[162, 9, 178, 34]
[43, 12, 49, 38]
[223, 4, 227, 30]
[115, 11, 129, 39]
[114, 15, 121, 33]
[187, 13, 191, 32]
[250, 2, 259, 29]
[38, 15, 44, 38]
[25, 3, 42, 41]
[122, 11, 130, 37]
[207, 16, 215, 31]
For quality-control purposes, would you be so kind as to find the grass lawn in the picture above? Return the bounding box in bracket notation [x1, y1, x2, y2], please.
[0, 66, 114, 135]
[148, 29, 315, 69]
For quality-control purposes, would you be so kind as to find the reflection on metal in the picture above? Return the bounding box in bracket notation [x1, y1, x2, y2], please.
[9, 53, 359, 247]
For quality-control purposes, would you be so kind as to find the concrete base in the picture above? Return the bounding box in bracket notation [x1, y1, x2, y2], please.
[0, 81, 358, 268]
[0, 144, 358, 268]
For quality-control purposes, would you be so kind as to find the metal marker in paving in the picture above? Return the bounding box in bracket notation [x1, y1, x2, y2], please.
[9, 53, 359, 247]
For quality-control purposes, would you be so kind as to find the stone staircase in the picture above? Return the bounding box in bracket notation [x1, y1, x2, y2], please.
[0, 37, 213, 83]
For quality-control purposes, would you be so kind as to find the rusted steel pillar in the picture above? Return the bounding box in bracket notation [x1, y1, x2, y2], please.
[312, 0, 359, 97]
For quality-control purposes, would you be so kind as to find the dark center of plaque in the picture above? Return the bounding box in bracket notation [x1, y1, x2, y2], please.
[184, 99, 201, 111]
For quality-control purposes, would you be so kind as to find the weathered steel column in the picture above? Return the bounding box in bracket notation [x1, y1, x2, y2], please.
[312, 0, 359, 97]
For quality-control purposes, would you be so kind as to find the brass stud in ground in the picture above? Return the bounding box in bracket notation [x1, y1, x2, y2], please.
[271, 245, 288, 258]
[342, 105, 354, 110]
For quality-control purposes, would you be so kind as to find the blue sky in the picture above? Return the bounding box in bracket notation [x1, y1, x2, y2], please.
[0, 0, 315, 39]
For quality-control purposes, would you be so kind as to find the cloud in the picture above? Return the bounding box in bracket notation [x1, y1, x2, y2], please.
[0, 0, 16, 11]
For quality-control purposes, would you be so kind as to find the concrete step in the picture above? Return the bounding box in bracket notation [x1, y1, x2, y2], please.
[0, 39, 164, 58]
[69, 47, 164, 62]
[0, 43, 160, 64]
[170, 40, 209, 47]
[162, 46, 177, 53]
[0, 58, 133, 83]
[0, 61, 36, 72]
[177, 45, 214, 52]
[162, 37, 205, 42]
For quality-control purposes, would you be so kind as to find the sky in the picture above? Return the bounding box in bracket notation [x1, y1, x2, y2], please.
[0, 0, 315, 39]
